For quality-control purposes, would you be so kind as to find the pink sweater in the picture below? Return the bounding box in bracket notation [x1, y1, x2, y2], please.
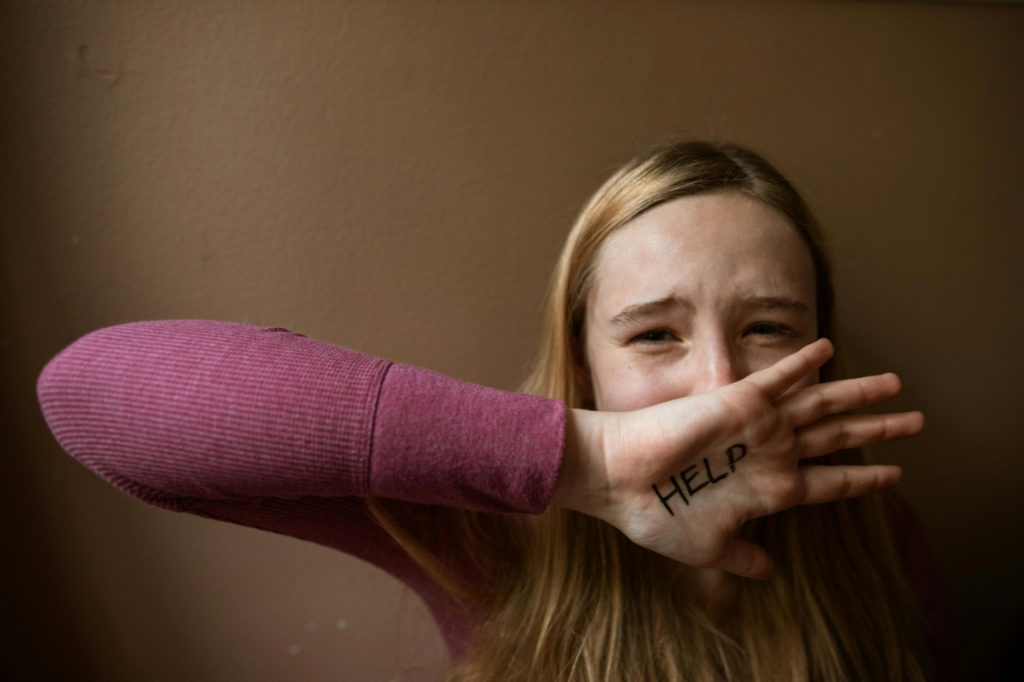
[36, 320, 958, 677]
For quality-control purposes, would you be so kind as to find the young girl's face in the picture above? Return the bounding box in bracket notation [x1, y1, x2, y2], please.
[584, 191, 819, 411]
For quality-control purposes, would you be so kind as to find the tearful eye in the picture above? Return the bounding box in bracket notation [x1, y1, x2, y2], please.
[631, 329, 676, 345]
[745, 322, 794, 338]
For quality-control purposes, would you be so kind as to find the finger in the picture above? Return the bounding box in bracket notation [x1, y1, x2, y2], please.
[796, 411, 925, 459]
[704, 538, 774, 580]
[798, 464, 903, 505]
[782, 373, 903, 428]
[744, 338, 834, 400]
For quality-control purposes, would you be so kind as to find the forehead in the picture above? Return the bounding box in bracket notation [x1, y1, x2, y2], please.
[589, 192, 816, 316]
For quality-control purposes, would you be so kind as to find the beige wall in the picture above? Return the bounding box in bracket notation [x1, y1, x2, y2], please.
[1, 1, 1022, 680]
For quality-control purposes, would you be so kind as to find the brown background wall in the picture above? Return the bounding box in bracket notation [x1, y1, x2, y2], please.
[1, 1, 1021, 680]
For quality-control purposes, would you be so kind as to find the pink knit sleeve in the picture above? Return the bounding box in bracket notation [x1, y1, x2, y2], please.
[36, 319, 566, 517]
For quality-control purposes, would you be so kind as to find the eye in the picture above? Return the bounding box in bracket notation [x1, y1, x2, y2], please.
[630, 328, 677, 345]
[745, 322, 794, 338]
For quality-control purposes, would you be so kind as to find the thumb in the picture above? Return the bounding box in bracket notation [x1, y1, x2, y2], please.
[708, 538, 775, 580]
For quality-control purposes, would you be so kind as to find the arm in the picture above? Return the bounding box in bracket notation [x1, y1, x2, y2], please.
[37, 319, 567, 658]
[37, 320, 565, 515]
[39, 324, 922, 583]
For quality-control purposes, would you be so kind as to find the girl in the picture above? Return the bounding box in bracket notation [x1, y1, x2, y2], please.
[38, 141, 950, 681]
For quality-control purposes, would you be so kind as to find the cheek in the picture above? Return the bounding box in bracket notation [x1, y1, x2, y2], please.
[591, 361, 692, 412]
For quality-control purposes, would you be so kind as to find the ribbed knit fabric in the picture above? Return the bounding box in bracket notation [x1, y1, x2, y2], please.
[36, 319, 566, 659]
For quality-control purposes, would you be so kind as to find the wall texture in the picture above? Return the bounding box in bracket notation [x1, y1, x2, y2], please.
[1, 1, 1021, 680]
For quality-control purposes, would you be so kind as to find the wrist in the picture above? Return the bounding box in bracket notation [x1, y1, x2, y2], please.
[550, 407, 607, 514]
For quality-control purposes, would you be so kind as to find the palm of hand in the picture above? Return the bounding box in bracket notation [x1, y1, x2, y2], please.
[587, 339, 920, 579]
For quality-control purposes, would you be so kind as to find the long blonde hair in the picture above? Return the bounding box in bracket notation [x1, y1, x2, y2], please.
[376, 141, 929, 681]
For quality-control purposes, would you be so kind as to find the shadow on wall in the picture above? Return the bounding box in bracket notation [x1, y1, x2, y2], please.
[0, 372, 99, 679]
[951, 548, 1024, 682]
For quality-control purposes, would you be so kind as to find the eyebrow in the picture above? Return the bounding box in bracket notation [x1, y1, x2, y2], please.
[609, 295, 693, 328]
[608, 294, 811, 328]
[739, 295, 812, 315]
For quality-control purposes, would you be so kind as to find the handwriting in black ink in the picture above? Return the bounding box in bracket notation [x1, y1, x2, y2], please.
[726, 443, 747, 472]
[704, 457, 728, 484]
[652, 476, 690, 516]
[681, 463, 706, 496]
[653, 444, 746, 516]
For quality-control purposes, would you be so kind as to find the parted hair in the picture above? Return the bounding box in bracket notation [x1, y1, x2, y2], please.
[373, 140, 929, 682]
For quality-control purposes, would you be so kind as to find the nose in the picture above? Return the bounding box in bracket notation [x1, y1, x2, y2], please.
[691, 342, 740, 395]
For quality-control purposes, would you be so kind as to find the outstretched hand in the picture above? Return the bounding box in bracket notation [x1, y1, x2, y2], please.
[554, 339, 924, 580]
